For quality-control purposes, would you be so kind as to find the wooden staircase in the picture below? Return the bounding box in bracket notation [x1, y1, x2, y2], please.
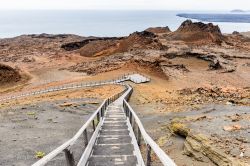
[32, 73, 176, 166]
[87, 104, 138, 166]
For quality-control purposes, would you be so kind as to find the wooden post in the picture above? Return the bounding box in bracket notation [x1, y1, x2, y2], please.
[102, 107, 105, 117]
[64, 149, 75, 166]
[132, 118, 136, 132]
[92, 120, 96, 131]
[146, 144, 152, 166]
[129, 112, 132, 124]
[137, 126, 141, 147]
[84, 129, 88, 147]
[101, 107, 103, 117]
[126, 106, 129, 117]
[97, 112, 100, 122]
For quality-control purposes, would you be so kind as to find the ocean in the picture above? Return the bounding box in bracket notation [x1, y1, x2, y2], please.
[0, 10, 250, 38]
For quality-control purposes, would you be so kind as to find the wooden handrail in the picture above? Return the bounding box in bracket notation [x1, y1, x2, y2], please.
[32, 100, 106, 166]
[123, 85, 176, 166]
[0, 76, 129, 103]
[32, 85, 128, 166]
[29, 73, 152, 166]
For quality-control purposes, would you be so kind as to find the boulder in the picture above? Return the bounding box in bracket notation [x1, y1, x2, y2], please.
[170, 122, 248, 166]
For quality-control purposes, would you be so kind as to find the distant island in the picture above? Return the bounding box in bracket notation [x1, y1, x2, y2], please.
[231, 9, 246, 13]
[177, 13, 250, 23]
[231, 9, 250, 13]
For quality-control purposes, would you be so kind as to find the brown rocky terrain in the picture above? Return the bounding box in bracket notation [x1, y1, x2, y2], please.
[76, 31, 164, 57]
[63, 20, 250, 76]
[0, 20, 250, 165]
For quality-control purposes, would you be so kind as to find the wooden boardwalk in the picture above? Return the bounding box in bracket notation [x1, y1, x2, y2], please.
[126, 74, 150, 84]
[78, 75, 146, 166]
[85, 104, 139, 166]
[32, 73, 176, 166]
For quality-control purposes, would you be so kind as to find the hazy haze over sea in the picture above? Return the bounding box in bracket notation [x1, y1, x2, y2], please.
[1, 10, 250, 38]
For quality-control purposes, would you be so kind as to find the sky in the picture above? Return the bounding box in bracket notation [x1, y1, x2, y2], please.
[0, 0, 250, 10]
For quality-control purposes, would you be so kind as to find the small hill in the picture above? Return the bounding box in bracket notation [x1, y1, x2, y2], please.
[117, 31, 163, 52]
[79, 39, 120, 57]
[168, 20, 224, 45]
[79, 31, 163, 57]
[0, 64, 21, 85]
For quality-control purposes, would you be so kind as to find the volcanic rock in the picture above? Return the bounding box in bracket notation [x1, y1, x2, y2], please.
[79, 39, 120, 57]
[232, 31, 241, 35]
[117, 31, 164, 52]
[61, 37, 123, 51]
[77, 31, 164, 57]
[168, 20, 224, 45]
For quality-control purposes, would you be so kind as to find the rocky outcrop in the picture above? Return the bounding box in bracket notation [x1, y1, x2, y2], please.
[75, 31, 164, 57]
[67, 50, 167, 75]
[79, 39, 120, 57]
[0, 64, 21, 85]
[168, 20, 224, 45]
[61, 37, 123, 51]
[170, 122, 249, 166]
[116, 31, 164, 52]
[163, 44, 237, 73]
[62, 31, 163, 56]
[197, 54, 236, 72]
[145, 26, 171, 34]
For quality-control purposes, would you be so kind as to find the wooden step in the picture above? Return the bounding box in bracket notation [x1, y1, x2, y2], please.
[97, 135, 132, 144]
[100, 129, 130, 136]
[92, 144, 134, 155]
[87, 155, 137, 166]
[102, 125, 128, 130]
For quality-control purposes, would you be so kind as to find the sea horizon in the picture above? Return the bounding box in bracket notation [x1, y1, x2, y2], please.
[0, 10, 250, 38]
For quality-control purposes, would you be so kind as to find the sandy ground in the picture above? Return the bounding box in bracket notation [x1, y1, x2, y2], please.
[0, 85, 123, 166]
[0, 85, 123, 109]
[130, 95, 250, 165]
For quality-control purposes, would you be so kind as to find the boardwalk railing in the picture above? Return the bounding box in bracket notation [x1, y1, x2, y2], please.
[32, 83, 128, 166]
[0, 72, 151, 103]
[32, 73, 176, 166]
[123, 84, 176, 166]
[0, 75, 130, 103]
